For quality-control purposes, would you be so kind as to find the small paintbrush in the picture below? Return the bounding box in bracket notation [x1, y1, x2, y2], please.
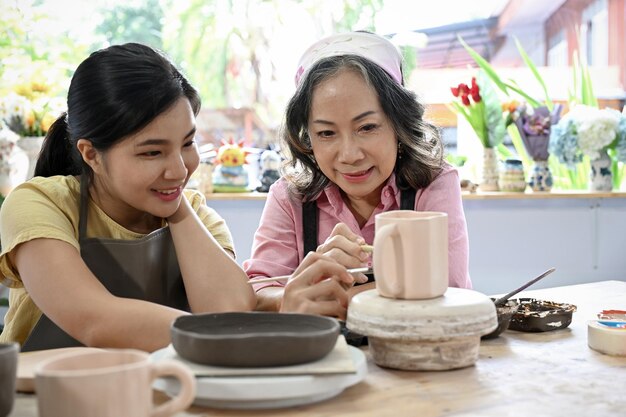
[249, 266, 372, 284]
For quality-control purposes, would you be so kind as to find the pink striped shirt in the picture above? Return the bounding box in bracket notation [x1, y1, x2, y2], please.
[243, 164, 471, 291]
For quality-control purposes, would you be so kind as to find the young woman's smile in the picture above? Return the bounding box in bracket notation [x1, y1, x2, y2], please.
[151, 186, 183, 201]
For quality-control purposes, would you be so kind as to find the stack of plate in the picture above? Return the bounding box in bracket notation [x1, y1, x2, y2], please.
[151, 312, 367, 409]
[151, 344, 366, 409]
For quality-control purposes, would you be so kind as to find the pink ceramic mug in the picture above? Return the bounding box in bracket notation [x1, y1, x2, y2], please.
[373, 210, 448, 299]
[35, 349, 195, 417]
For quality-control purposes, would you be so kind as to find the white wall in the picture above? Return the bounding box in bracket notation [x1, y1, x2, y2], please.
[464, 197, 626, 294]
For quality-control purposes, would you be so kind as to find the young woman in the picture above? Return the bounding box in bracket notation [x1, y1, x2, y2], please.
[0, 43, 256, 352]
[245, 32, 472, 320]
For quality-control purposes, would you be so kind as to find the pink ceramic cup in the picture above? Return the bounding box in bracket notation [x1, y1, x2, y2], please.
[35, 349, 195, 417]
[373, 210, 448, 300]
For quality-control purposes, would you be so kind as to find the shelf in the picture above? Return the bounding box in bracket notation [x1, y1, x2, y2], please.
[203, 190, 626, 201]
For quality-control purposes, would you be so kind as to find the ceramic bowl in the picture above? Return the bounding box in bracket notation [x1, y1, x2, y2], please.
[482, 299, 520, 339]
[171, 312, 340, 367]
[508, 298, 577, 332]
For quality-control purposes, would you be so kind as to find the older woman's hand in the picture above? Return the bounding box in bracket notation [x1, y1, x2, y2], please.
[315, 223, 370, 284]
[280, 252, 356, 320]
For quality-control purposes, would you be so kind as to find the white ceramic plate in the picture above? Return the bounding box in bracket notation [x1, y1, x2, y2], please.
[151, 345, 367, 409]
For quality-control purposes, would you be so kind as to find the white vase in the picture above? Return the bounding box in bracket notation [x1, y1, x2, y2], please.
[589, 150, 612, 192]
[0, 139, 28, 196]
[479, 147, 500, 192]
[16, 136, 45, 180]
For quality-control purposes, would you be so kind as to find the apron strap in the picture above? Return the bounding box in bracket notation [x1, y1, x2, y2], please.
[302, 201, 318, 255]
[400, 187, 416, 210]
[78, 173, 90, 242]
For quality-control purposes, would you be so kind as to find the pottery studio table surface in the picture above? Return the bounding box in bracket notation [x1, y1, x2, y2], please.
[10, 280, 626, 417]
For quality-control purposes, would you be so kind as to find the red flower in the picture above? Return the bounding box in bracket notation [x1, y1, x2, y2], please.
[451, 83, 467, 98]
[461, 95, 471, 106]
[471, 91, 481, 103]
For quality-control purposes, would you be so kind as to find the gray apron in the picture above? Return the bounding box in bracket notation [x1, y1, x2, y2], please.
[21, 176, 189, 351]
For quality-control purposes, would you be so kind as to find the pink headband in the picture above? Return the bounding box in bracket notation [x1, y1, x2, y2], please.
[295, 32, 403, 87]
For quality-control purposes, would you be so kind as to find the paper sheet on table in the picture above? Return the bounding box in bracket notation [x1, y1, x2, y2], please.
[156, 336, 356, 377]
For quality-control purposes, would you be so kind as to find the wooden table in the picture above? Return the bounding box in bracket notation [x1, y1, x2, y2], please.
[10, 281, 626, 417]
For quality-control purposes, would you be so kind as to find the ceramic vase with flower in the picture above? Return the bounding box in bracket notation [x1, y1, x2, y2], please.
[515, 105, 562, 192]
[450, 73, 506, 193]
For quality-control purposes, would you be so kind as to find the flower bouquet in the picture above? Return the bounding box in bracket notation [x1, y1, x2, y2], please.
[460, 36, 567, 191]
[0, 87, 64, 138]
[450, 71, 505, 191]
[510, 104, 563, 191]
[550, 105, 626, 191]
[0, 91, 65, 180]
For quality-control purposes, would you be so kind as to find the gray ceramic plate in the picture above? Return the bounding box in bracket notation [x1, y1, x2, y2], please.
[508, 298, 577, 332]
[171, 312, 340, 367]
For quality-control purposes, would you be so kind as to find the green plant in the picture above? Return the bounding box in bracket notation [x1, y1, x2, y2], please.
[458, 36, 549, 110]
[568, 51, 598, 108]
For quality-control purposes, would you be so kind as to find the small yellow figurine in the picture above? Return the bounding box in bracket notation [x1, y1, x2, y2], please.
[212, 138, 250, 193]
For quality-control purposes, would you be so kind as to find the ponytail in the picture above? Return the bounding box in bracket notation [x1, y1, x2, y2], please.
[34, 113, 82, 177]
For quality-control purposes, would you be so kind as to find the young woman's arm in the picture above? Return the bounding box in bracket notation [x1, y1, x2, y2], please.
[167, 196, 256, 313]
[13, 239, 185, 352]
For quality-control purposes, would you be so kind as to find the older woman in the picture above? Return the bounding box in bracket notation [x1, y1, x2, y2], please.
[245, 31, 471, 320]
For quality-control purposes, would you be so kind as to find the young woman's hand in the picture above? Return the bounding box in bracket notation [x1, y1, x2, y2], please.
[167, 192, 194, 224]
[280, 252, 356, 320]
[315, 223, 370, 284]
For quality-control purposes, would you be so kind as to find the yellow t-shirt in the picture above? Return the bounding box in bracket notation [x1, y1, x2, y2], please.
[0, 175, 234, 345]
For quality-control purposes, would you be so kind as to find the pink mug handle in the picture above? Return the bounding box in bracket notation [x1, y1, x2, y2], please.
[150, 360, 196, 417]
[374, 223, 405, 298]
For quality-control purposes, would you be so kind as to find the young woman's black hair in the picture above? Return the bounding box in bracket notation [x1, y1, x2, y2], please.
[35, 43, 201, 181]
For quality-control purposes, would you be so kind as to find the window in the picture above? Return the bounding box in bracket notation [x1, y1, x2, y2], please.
[580, 0, 608, 66]
[547, 30, 567, 67]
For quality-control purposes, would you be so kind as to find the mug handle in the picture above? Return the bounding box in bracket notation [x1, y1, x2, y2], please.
[150, 360, 196, 417]
[374, 223, 405, 298]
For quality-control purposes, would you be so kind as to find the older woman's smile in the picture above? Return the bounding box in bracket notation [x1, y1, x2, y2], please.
[341, 168, 373, 182]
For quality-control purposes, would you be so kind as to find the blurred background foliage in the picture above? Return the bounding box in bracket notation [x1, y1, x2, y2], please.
[1, 0, 386, 127]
